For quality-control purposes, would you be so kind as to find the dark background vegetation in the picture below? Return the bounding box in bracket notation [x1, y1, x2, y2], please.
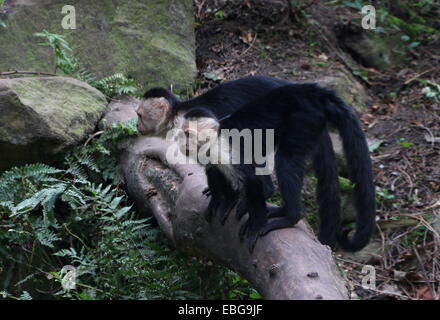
[1, 0, 439, 300]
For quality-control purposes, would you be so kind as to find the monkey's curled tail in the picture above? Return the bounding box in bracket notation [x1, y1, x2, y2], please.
[324, 93, 376, 251]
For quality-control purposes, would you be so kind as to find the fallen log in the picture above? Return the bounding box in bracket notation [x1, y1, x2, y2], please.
[103, 97, 349, 300]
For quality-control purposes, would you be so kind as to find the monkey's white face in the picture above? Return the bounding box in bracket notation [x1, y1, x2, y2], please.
[178, 116, 220, 161]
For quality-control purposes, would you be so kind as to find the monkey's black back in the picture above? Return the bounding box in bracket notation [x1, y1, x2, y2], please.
[220, 84, 329, 146]
[201, 83, 375, 252]
[178, 76, 290, 118]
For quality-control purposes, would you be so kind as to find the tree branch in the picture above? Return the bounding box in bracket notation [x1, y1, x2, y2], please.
[103, 97, 350, 300]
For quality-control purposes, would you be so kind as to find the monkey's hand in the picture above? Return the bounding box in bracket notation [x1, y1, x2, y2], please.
[218, 196, 239, 225]
[235, 199, 249, 221]
[238, 221, 260, 253]
[238, 210, 267, 253]
[204, 197, 218, 222]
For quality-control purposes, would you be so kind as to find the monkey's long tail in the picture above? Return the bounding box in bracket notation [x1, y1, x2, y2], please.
[324, 93, 376, 252]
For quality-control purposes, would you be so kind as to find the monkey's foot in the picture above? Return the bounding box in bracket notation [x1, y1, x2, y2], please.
[258, 215, 303, 236]
[318, 234, 337, 250]
[238, 221, 258, 252]
[235, 200, 249, 221]
[267, 206, 285, 218]
[245, 233, 259, 253]
[219, 199, 239, 225]
[239, 220, 249, 241]
[204, 207, 213, 222]
[204, 198, 218, 222]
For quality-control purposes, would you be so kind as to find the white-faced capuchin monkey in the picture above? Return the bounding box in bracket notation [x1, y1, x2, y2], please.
[136, 76, 376, 252]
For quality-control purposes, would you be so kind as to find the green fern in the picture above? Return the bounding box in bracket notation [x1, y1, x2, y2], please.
[34, 31, 78, 75]
[74, 68, 97, 84]
[0, 164, 63, 203]
[92, 73, 137, 97]
[34, 31, 137, 98]
[0, 0, 6, 28]
[0, 104, 256, 300]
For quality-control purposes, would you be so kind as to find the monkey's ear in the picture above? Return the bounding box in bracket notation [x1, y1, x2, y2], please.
[157, 97, 171, 112]
[204, 117, 220, 132]
[183, 117, 219, 136]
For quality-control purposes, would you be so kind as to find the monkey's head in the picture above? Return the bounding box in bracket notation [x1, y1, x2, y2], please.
[136, 88, 180, 137]
[178, 109, 220, 161]
[136, 97, 172, 137]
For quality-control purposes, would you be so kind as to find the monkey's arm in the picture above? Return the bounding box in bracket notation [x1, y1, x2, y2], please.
[104, 98, 349, 300]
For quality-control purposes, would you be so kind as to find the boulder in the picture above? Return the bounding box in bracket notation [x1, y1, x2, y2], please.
[0, 0, 196, 90]
[0, 76, 107, 171]
[338, 21, 405, 70]
[312, 70, 370, 112]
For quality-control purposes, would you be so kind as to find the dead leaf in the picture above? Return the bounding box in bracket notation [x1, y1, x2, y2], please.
[429, 182, 439, 190]
[240, 31, 253, 44]
[388, 104, 398, 113]
[416, 286, 439, 300]
[377, 217, 418, 229]
[300, 63, 311, 71]
[360, 113, 375, 125]
[203, 70, 225, 82]
[318, 54, 328, 61]
[379, 283, 404, 297]
[427, 199, 440, 209]
[393, 270, 407, 281]
[405, 272, 424, 282]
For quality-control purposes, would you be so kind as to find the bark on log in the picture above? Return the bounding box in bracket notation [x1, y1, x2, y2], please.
[103, 97, 349, 300]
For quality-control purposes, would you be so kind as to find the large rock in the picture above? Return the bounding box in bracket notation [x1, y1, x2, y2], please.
[338, 21, 405, 70]
[0, 77, 107, 171]
[315, 70, 370, 112]
[0, 0, 196, 90]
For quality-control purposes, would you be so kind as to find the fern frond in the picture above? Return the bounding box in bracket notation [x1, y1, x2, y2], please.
[75, 68, 97, 85]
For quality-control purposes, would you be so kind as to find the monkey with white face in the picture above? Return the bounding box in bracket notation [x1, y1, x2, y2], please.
[136, 77, 375, 253]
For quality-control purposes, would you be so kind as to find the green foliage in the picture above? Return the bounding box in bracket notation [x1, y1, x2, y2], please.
[352, 69, 369, 83]
[342, 0, 364, 11]
[368, 140, 384, 153]
[398, 138, 415, 148]
[420, 80, 440, 102]
[0, 291, 33, 300]
[377, 8, 436, 38]
[0, 122, 258, 300]
[0, 162, 192, 299]
[228, 274, 262, 300]
[376, 187, 395, 201]
[0, 0, 6, 28]
[34, 31, 137, 98]
[214, 9, 225, 20]
[342, 0, 438, 48]
[93, 73, 138, 97]
[338, 176, 355, 192]
[65, 119, 138, 186]
[34, 30, 78, 75]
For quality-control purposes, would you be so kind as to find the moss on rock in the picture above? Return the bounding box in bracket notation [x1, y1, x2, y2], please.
[0, 0, 196, 90]
[0, 77, 107, 171]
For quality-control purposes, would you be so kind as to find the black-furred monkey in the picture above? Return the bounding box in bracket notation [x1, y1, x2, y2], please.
[137, 76, 375, 252]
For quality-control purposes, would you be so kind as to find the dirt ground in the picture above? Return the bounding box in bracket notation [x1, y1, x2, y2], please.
[194, 0, 440, 300]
